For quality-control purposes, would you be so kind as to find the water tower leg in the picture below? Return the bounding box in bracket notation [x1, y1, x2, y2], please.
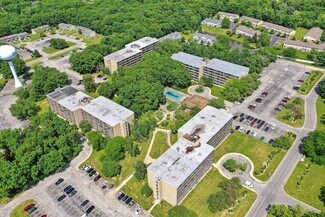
[8, 61, 23, 88]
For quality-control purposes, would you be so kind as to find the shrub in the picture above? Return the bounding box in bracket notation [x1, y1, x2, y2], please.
[223, 159, 239, 172]
[79, 120, 91, 134]
[50, 38, 68, 49]
[141, 182, 153, 197]
[86, 131, 107, 151]
[134, 161, 147, 180]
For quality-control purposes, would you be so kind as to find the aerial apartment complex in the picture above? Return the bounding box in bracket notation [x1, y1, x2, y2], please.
[171, 52, 249, 86]
[261, 22, 296, 36]
[147, 106, 233, 205]
[235, 25, 261, 38]
[283, 39, 325, 52]
[104, 37, 159, 73]
[47, 86, 134, 138]
[0, 32, 29, 43]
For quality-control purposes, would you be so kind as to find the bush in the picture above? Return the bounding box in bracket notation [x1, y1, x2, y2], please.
[167, 102, 178, 111]
[223, 159, 239, 172]
[199, 76, 214, 87]
[141, 182, 153, 197]
[79, 120, 91, 134]
[86, 131, 107, 151]
[240, 163, 247, 171]
[208, 98, 225, 109]
[134, 161, 147, 180]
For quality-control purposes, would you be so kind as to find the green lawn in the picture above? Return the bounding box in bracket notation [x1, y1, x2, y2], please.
[293, 27, 309, 40]
[10, 199, 36, 217]
[170, 133, 178, 144]
[214, 132, 287, 182]
[25, 57, 39, 63]
[181, 30, 194, 41]
[48, 48, 80, 60]
[30, 62, 43, 68]
[201, 25, 228, 35]
[81, 132, 152, 186]
[151, 168, 257, 217]
[43, 41, 77, 54]
[29, 34, 43, 41]
[210, 85, 226, 100]
[122, 176, 154, 210]
[277, 97, 305, 128]
[298, 71, 323, 95]
[284, 158, 325, 211]
[150, 131, 169, 159]
[316, 96, 325, 130]
[57, 29, 103, 46]
[36, 98, 50, 115]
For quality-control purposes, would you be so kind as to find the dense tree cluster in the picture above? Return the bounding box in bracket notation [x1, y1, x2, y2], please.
[134, 161, 147, 180]
[267, 204, 322, 217]
[302, 130, 325, 165]
[0, 57, 27, 79]
[319, 79, 325, 98]
[273, 132, 296, 149]
[131, 111, 157, 140]
[0, 112, 81, 198]
[50, 38, 68, 49]
[82, 74, 96, 93]
[86, 131, 107, 151]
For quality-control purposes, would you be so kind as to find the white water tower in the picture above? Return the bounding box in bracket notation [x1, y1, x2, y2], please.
[0, 45, 23, 88]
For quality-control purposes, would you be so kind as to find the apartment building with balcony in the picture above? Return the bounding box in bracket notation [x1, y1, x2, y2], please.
[171, 52, 203, 82]
[261, 22, 295, 36]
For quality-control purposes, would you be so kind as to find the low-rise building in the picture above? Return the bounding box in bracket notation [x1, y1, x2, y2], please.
[241, 16, 263, 27]
[218, 12, 239, 22]
[159, 32, 182, 42]
[201, 18, 222, 28]
[147, 106, 233, 205]
[47, 86, 134, 138]
[283, 39, 325, 52]
[76, 26, 96, 37]
[303, 27, 323, 42]
[171, 52, 249, 86]
[235, 25, 261, 38]
[58, 23, 76, 31]
[0, 32, 29, 43]
[104, 37, 159, 73]
[184, 95, 208, 110]
[193, 32, 216, 45]
[31, 25, 50, 34]
[261, 22, 295, 36]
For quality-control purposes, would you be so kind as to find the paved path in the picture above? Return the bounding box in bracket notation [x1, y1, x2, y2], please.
[144, 128, 171, 164]
[187, 85, 213, 99]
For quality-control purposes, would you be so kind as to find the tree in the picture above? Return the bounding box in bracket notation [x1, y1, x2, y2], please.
[83, 74, 96, 93]
[131, 111, 157, 140]
[258, 32, 271, 47]
[70, 51, 103, 74]
[302, 130, 325, 165]
[102, 161, 121, 178]
[134, 161, 147, 180]
[86, 131, 107, 151]
[208, 98, 225, 109]
[273, 135, 292, 149]
[31, 50, 41, 58]
[9, 98, 40, 120]
[200, 76, 213, 87]
[282, 48, 297, 58]
[141, 182, 153, 197]
[50, 38, 68, 49]
[319, 186, 325, 206]
[0, 57, 27, 79]
[223, 159, 239, 172]
[319, 79, 325, 98]
[97, 82, 115, 99]
[221, 17, 231, 29]
[168, 206, 198, 217]
[267, 204, 320, 217]
[104, 137, 128, 161]
[79, 120, 91, 134]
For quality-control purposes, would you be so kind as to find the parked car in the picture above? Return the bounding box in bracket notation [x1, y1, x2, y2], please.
[235, 126, 240, 130]
[257, 119, 262, 124]
[81, 200, 89, 206]
[125, 197, 133, 205]
[255, 98, 262, 103]
[118, 193, 125, 201]
[68, 190, 77, 197]
[122, 195, 129, 202]
[269, 139, 275, 145]
[238, 127, 243, 132]
[246, 115, 251, 120]
[28, 207, 37, 214]
[264, 127, 270, 132]
[246, 130, 251, 135]
[94, 175, 101, 182]
[244, 180, 253, 188]
[240, 113, 244, 117]
[58, 195, 66, 202]
[239, 117, 245, 122]
[298, 79, 304, 82]
[63, 185, 72, 192]
[259, 136, 265, 141]
[86, 206, 95, 214]
[305, 71, 310, 74]
[87, 168, 94, 174]
[24, 204, 35, 212]
[261, 92, 269, 97]
[250, 122, 255, 127]
[233, 115, 238, 120]
[250, 116, 255, 121]
[66, 188, 74, 194]
[55, 178, 64, 186]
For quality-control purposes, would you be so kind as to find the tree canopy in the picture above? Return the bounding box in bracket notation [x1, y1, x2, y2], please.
[50, 38, 68, 49]
[302, 130, 325, 165]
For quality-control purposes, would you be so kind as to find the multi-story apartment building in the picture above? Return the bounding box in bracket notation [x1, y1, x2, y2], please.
[47, 86, 134, 138]
[218, 12, 239, 22]
[147, 106, 233, 205]
[171, 52, 249, 86]
[261, 22, 295, 36]
[201, 18, 222, 28]
[283, 39, 325, 52]
[303, 27, 323, 42]
[235, 25, 261, 38]
[104, 37, 159, 73]
[241, 16, 263, 28]
[0, 32, 29, 43]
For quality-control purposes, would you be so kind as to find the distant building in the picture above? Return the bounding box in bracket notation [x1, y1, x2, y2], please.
[201, 18, 222, 28]
[283, 39, 325, 52]
[104, 37, 159, 73]
[76, 26, 96, 37]
[0, 32, 29, 43]
[47, 86, 134, 138]
[31, 25, 50, 34]
[235, 25, 261, 38]
[159, 32, 182, 42]
[218, 12, 239, 22]
[192, 32, 216, 45]
[58, 23, 76, 31]
[261, 22, 295, 36]
[303, 27, 323, 42]
[241, 16, 263, 27]
[147, 106, 233, 205]
[171, 52, 249, 86]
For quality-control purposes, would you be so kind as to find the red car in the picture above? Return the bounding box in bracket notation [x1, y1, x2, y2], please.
[41, 215, 47, 217]
[24, 204, 35, 212]
[261, 91, 269, 96]
[298, 80, 304, 82]
[94, 175, 101, 182]
[250, 122, 255, 127]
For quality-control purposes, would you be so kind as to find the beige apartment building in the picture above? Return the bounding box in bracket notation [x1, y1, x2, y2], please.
[241, 16, 263, 27]
[0, 32, 29, 43]
[303, 27, 323, 42]
[47, 86, 134, 138]
[104, 37, 159, 73]
[283, 39, 325, 52]
[235, 25, 261, 38]
[147, 106, 233, 205]
[218, 12, 239, 22]
[262, 22, 295, 36]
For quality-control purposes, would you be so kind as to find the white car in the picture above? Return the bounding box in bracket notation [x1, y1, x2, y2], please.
[239, 127, 243, 132]
[271, 124, 276, 130]
[244, 181, 253, 188]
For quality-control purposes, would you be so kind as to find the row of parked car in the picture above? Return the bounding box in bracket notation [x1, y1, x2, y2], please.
[81, 164, 114, 190]
[55, 178, 96, 215]
[236, 113, 274, 131]
[248, 91, 269, 110]
[117, 192, 142, 215]
[274, 96, 291, 111]
[24, 203, 46, 217]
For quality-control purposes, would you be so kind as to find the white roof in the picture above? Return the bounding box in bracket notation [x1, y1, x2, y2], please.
[147, 137, 214, 188]
[104, 47, 142, 62]
[205, 58, 250, 77]
[57, 91, 92, 111]
[171, 52, 203, 68]
[178, 106, 233, 145]
[125, 37, 158, 50]
[81, 96, 134, 126]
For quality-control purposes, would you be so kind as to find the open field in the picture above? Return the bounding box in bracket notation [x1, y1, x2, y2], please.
[43, 41, 76, 54]
[150, 131, 169, 159]
[316, 96, 325, 130]
[58, 29, 103, 46]
[210, 85, 225, 100]
[48, 48, 80, 60]
[298, 71, 323, 95]
[293, 27, 309, 40]
[284, 158, 325, 211]
[277, 97, 305, 128]
[214, 132, 287, 182]
[10, 199, 36, 217]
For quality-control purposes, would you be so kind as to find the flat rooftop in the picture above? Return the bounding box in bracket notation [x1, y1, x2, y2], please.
[171, 52, 202, 68]
[205, 58, 249, 77]
[47, 86, 79, 102]
[159, 32, 181, 41]
[125, 37, 158, 50]
[147, 137, 214, 188]
[178, 106, 233, 145]
[104, 47, 142, 62]
[81, 96, 134, 126]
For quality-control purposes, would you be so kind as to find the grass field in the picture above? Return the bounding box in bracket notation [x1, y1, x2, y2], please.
[214, 132, 287, 182]
[277, 97, 305, 128]
[170, 133, 178, 144]
[36, 98, 50, 115]
[210, 85, 226, 100]
[316, 96, 325, 130]
[284, 158, 325, 211]
[10, 199, 36, 217]
[43, 41, 76, 54]
[150, 131, 169, 159]
[293, 27, 309, 40]
[48, 48, 80, 60]
[181, 30, 194, 41]
[298, 71, 323, 95]
[81, 132, 152, 186]
[122, 176, 154, 210]
[25, 57, 39, 63]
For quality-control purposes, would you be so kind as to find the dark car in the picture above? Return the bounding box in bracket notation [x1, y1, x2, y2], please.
[66, 187, 75, 194]
[264, 127, 270, 132]
[94, 175, 101, 182]
[118, 193, 125, 200]
[298, 79, 304, 82]
[235, 126, 240, 130]
[28, 206, 37, 214]
[55, 178, 64, 186]
[239, 117, 245, 122]
[249, 116, 254, 121]
[246, 130, 251, 135]
[63, 185, 72, 192]
[122, 195, 129, 202]
[97, 74, 103, 78]
[86, 206, 95, 214]
[269, 139, 275, 145]
[102, 185, 107, 189]
[103, 77, 108, 81]
[261, 121, 265, 125]
[58, 195, 66, 202]
[69, 190, 77, 197]
[246, 115, 251, 120]
[261, 92, 269, 97]
[293, 86, 299, 90]
[125, 197, 133, 205]
[24, 204, 35, 212]
[240, 113, 244, 117]
[257, 124, 263, 129]
[257, 119, 262, 124]
[81, 200, 89, 207]
[255, 98, 262, 103]
[41, 214, 47, 217]
[253, 118, 258, 122]
[89, 170, 96, 177]
[87, 168, 94, 174]
[233, 115, 238, 120]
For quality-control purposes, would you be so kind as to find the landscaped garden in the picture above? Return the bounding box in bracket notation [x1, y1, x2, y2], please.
[298, 71, 323, 95]
[43, 39, 76, 54]
[149, 131, 170, 159]
[10, 199, 36, 217]
[316, 96, 325, 130]
[277, 97, 305, 128]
